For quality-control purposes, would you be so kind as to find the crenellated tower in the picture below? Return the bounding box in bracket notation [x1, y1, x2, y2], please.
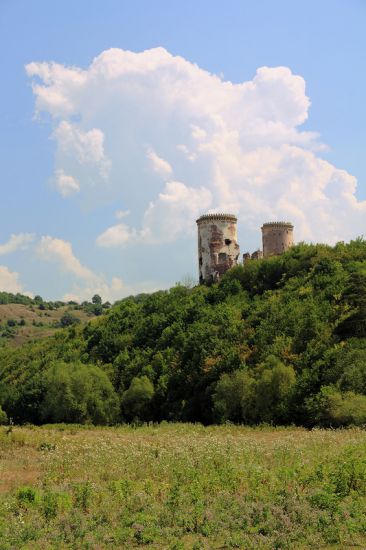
[261, 221, 294, 257]
[196, 213, 240, 283]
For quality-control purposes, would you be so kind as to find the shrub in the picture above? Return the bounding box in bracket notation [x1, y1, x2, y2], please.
[0, 406, 8, 425]
[213, 369, 255, 423]
[121, 376, 154, 421]
[306, 386, 366, 426]
[59, 312, 80, 328]
[41, 361, 119, 424]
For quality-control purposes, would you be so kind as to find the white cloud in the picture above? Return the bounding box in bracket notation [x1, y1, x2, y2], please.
[146, 147, 173, 176]
[142, 181, 212, 242]
[115, 209, 130, 219]
[27, 47, 366, 255]
[96, 222, 137, 247]
[36, 235, 132, 302]
[97, 181, 212, 247]
[53, 121, 111, 179]
[0, 266, 27, 294]
[37, 236, 95, 280]
[54, 169, 80, 197]
[0, 233, 35, 255]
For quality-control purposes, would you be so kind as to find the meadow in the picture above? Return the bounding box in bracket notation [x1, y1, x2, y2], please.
[0, 424, 365, 549]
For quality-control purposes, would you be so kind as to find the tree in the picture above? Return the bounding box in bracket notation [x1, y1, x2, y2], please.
[92, 294, 102, 305]
[336, 272, 366, 338]
[306, 385, 366, 426]
[42, 361, 119, 424]
[213, 369, 255, 423]
[0, 406, 8, 425]
[255, 356, 296, 423]
[121, 376, 154, 421]
[59, 312, 80, 328]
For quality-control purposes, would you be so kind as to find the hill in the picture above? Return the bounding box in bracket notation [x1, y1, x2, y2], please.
[0, 293, 110, 347]
[0, 240, 366, 427]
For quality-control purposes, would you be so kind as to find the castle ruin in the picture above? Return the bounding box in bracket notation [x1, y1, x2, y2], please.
[261, 221, 294, 257]
[196, 214, 294, 282]
[196, 213, 240, 284]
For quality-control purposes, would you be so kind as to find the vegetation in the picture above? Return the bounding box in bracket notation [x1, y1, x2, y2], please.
[0, 424, 366, 548]
[0, 296, 110, 346]
[0, 240, 366, 426]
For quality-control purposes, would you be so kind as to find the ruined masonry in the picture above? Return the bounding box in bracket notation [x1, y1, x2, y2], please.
[197, 214, 240, 284]
[196, 214, 294, 283]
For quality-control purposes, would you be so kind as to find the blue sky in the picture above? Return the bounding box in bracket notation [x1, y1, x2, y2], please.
[0, 0, 365, 301]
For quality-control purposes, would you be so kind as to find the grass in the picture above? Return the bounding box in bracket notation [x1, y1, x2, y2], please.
[0, 424, 365, 549]
[0, 304, 93, 346]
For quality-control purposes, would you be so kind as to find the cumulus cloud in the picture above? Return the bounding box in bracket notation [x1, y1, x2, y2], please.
[146, 147, 173, 176]
[0, 266, 27, 294]
[54, 169, 80, 196]
[53, 121, 111, 179]
[96, 222, 137, 247]
[36, 236, 124, 302]
[27, 47, 366, 254]
[97, 181, 212, 247]
[0, 233, 35, 255]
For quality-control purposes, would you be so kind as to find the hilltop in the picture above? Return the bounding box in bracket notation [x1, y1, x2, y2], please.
[0, 240, 365, 427]
[0, 293, 110, 347]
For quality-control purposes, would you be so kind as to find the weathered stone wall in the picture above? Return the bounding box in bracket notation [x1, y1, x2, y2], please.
[261, 222, 294, 257]
[197, 214, 240, 283]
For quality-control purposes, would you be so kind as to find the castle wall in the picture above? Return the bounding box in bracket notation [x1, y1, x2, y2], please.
[261, 222, 294, 257]
[197, 214, 240, 283]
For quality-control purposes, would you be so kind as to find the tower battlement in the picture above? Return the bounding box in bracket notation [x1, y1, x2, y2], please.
[261, 221, 294, 257]
[196, 213, 238, 224]
[197, 215, 295, 282]
[196, 213, 240, 283]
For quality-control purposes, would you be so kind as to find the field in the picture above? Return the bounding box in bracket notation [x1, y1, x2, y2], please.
[0, 424, 365, 549]
[0, 304, 94, 346]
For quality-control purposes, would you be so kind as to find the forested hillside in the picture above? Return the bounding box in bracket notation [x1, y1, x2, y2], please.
[0, 240, 366, 427]
[0, 293, 108, 346]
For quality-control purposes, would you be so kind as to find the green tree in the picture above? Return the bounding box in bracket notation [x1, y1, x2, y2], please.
[213, 369, 255, 423]
[336, 272, 366, 338]
[255, 356, 296, 423]
[42, 361, 119, 424]
[121, 376, 154, 421]
[0, 406, 8, 425]
[59, 312, 80, 328]
[92, 294, 102, 305]
[306, 385, 366, 426]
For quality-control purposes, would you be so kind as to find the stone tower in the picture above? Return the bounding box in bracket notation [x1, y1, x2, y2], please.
[196, 213, 240, 283]
[261, 221, 294, 258]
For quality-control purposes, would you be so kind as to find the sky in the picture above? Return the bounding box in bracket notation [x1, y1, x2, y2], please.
[0, 0, 365, 301]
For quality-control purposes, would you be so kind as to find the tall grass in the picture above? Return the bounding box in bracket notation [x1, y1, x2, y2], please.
[0, 424, 365, 548]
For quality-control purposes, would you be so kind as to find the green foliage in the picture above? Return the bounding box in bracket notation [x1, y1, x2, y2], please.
[213, 369, 255, 423]
[41, 361, 119, 424]
[121, 376, 155, 421]
[1, 424, 366, 548]
[59, 311, 80, 328]
[306, 386, 366, 426]
[0, 240, 366, 425]
[213, 357, 295, 424]
[255, 356, 296, 423]
[92, 294, 102, 305]
[0, 406, 8, 425]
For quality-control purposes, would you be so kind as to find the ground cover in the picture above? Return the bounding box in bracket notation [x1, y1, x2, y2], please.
[0, 304, 94, 346]
[0, 424, 365, 549]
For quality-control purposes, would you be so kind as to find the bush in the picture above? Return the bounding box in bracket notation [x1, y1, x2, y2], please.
[306, 386, 366, 426]
[213, 369, 255, 423]
[59, 312, 80, 328]
[255, 356, 296, 423]
[42, 361, 119, 424]
[0, 406, 8, 425]
[121, 376, 154, 421]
